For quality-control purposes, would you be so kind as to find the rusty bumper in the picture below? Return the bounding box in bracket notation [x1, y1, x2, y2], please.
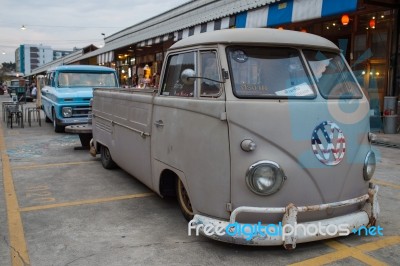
[190, 183, 379, 249]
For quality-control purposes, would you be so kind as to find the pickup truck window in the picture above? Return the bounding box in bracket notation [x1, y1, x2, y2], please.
[303, 50, 362, 99]
[227, 46, 315, 98]
[200, 51, 221, 97]
[10, 80, 20, 86]
[45, 72, 55, 87]
[57, 72, 117, 88]
[161, 52, 195, 97]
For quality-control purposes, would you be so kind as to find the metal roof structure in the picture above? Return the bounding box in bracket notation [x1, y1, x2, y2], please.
[27, 0, 359, 75]
[78, 0, 277, 61]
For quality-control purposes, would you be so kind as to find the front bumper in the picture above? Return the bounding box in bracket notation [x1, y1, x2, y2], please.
[57, 117, 89, 126]
[190, 183, 379, 249]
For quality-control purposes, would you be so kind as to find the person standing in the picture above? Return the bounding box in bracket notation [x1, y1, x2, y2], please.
[31, 83, 37, 99]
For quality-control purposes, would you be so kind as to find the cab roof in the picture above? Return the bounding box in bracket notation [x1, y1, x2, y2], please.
[48, 65, 115, 72]
[170, 28, 339, 51]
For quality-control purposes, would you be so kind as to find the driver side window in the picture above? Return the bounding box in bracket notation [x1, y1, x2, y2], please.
[161, 52, 196, 97]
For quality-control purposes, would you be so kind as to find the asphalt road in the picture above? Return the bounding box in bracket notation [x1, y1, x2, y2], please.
[0, 96, 399, 266]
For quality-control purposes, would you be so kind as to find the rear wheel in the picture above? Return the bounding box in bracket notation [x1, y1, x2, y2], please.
[100, 145, 117, 169]
[176, 178, 194, 221]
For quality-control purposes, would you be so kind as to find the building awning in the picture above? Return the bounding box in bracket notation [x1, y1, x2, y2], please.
[235, 0, 358, 28]
[174, 16, 236, 41]
[49, 0, 360, 66]
[97, 51, 114, 64]
[137, 33, 174, 47]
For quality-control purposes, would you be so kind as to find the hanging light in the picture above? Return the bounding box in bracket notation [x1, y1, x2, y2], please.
[21, 25, 26, 30]
[369, 19, 376, 29]
[341, 14, 350, 25]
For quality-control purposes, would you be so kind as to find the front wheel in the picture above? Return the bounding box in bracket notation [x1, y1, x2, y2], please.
[100, 145, 117, 169]
[43, 106, 51, 123]
[52, 110, 64, 133]
[176, 178, 194, 221]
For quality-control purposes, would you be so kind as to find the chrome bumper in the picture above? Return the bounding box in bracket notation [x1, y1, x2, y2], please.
[190, 184, 379, 249]
[57, 117, 89, 126]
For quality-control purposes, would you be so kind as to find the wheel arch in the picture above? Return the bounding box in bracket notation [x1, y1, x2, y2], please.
[159, 169, 178, 197]
[154, 163, 191, 200]
[94, 140, 105, 154]
[51, 105, 56, 121]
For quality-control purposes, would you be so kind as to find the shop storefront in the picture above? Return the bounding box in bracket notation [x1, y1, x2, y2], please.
[233, 0, 399, 131]
[137, 0, 398, 116]
[288, 5, 397, 118]
[297, 5, 398, 131]
[112, 37, 173, 88]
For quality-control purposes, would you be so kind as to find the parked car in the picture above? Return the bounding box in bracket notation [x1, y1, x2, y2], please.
[7, 79, 26, 98]
[41, 65, 119, 132]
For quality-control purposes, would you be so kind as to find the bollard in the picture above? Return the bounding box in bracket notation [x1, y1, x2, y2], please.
[382, 97, 398, 134]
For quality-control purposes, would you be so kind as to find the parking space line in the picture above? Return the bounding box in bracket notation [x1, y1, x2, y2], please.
[19, 192, 155, 212]
[354, 236, 400, 252]
[0, 125, 31, 266]
[12, 160, 97, 170]
[324, 240, 387, 266]
[289, 236, 400, 266]
[373, 179, 400, 190]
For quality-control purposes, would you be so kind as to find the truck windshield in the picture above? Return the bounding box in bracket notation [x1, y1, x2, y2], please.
[10, 81, 20, 86]
[227, 46, 315, 98]
[303, 50, 362, 99]
[57, 72, 117, 88]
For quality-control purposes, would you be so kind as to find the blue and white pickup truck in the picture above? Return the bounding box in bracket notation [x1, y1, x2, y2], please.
[41, 65, 118, 132]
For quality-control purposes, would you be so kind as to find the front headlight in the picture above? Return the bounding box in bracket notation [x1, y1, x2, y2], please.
[246, 161, 286, 196]
[363, 151, 376, 181]
[62, 107, 72, 118]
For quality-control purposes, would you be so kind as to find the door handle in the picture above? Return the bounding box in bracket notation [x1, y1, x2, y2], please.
[154, 120, 164, 127]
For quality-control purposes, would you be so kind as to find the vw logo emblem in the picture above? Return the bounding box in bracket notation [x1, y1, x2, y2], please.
[311, 121, 346, 166]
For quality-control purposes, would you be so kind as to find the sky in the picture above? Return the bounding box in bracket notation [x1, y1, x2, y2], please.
[0, 0, 191, 63]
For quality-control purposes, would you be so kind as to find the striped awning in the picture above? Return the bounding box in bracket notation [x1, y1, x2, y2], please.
[235, 0, 358, 28]
[174, 16, 236, 41]
[137, 33, 174, 47]
[97, 51, 114, 64]
[173, 0, 357, 41]
[72, 0, 359, 64]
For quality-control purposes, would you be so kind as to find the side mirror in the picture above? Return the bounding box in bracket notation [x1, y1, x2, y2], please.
[181, 69, 196, 85]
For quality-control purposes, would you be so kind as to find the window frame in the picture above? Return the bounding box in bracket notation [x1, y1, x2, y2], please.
[160, 49, 224, 99]
[199, 50, 223, 98]
[303, 49, 363, 100]
[160, 50, 197, 98]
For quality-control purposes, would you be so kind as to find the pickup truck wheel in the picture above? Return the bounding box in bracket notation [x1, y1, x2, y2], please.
[177, 178, 194, 221]
[100, 145, 117, 169]
[52, 110, 64, 133]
